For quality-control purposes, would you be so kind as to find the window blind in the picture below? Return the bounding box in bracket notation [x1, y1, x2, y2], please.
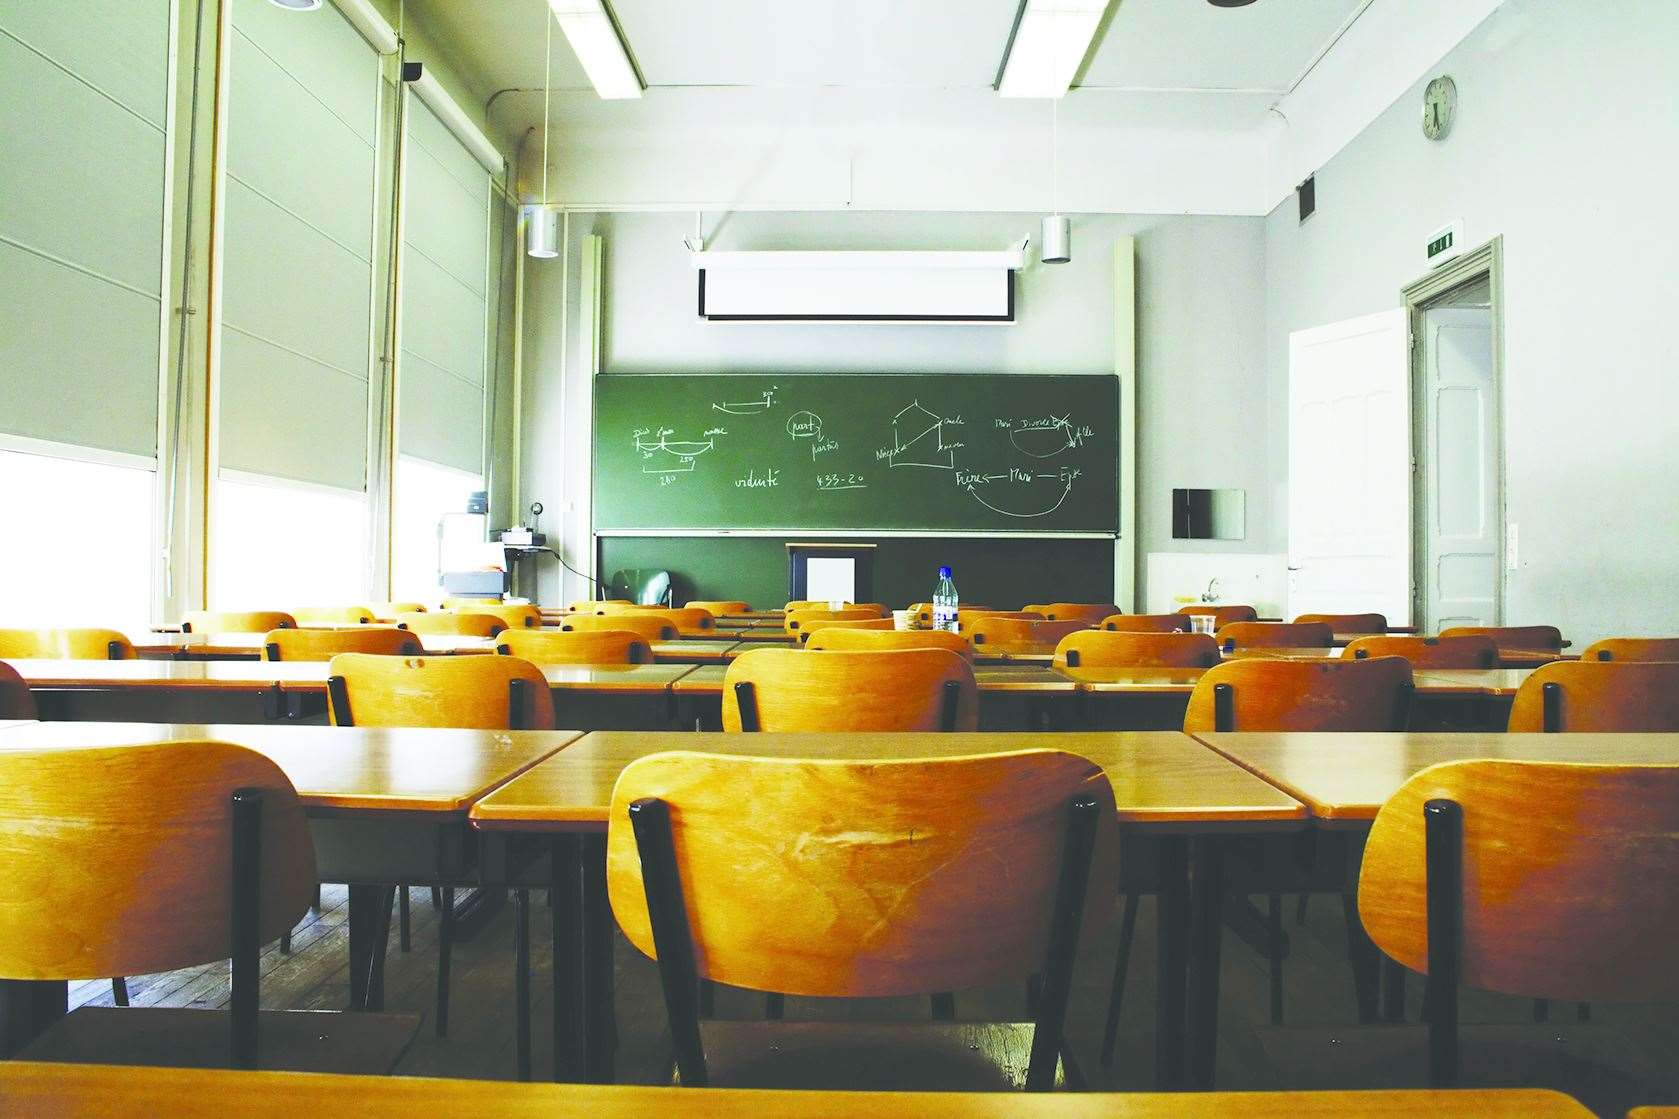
[0, 2, 172, 459]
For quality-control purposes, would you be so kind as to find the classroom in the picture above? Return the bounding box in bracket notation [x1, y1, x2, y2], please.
[1, 0, 1676, 1114]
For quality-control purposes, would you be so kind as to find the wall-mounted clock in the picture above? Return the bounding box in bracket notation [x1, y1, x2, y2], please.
[1423, 75, 1457, 141]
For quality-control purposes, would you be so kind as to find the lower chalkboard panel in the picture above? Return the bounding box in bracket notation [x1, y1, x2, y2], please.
[596, 535, 1117, 612]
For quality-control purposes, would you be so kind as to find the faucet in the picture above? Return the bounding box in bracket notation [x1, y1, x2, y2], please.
[1202, 578, 1221, 604]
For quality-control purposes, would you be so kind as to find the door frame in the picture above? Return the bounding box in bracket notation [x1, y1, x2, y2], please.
[1400, 235, 1506, 627]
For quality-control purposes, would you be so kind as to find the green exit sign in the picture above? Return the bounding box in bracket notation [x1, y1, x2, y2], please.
[1426, 219, 1465, 266]
[1427, 230, 1454, 257]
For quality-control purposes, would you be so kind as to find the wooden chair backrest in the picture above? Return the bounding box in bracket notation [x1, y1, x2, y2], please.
[181, 611, 296, 634]
[497, 628, 653, 665]
[1293, 612, 1387, 633]
[261, 627, 419, 661]
[1343, 634, 1497, 669]
[291, 606, 375, 625]
[1024, 603, 1122, 623]
[0, 740, 314, 980]
[1215, 621, 1335, 649]
[1506, 661, 1679, 732]
[966, 616, 1090, 646]
[804, 627, 973, 660]
[393, 611, 507, 637]
[625, 607, 716, 631]
[606, 748, 1117, 997]
[953, 609, 1042, 633]
[1101, 613, 1192, 634]
[326, 653, 555, 729]
[369, 602, 426, 621]
[794, 617, 895, 643]
[1183, 656, 1413, 733]
[722, 648, 978, 732]
[1439, 625, 1563, 652]
[1054, 631, 1220, 669]
[562, 613, 678, 642]
[1359, 759, 1679, 1003]
[1179, 604, 1258, 626]
[783, 600, 838, 612]
[467, 604, 542, 630]
[684, 601, 750, 616]
[568, 600, 635, 614]
[1581, 637, 1679, 663]
[783, 607, 880, 633]
[0, 661, 38, 719]
[0, 628, 135, 660]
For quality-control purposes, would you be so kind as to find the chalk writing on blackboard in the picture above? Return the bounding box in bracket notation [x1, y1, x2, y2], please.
[712, 388, 777, 415]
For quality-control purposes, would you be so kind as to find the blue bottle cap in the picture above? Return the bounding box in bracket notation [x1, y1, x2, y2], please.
[938, 566, 952, 578]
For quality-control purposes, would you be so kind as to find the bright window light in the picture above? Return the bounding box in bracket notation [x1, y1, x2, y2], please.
[211, 472, 368, 611]
[392, 455, 485, 605]
[0, 448, 155, 633]
[997, 0, 1108, 99]
[548, 0, 642, 100]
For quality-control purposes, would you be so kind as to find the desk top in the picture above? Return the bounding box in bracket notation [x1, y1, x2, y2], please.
[540, 664, 697, 692]
[470, 730, 1306, 833]
[0, 722, 580, 814]
[1194, 731, 1679, 826]
[650, 640, 740, 663]
[1057, 666, 1210, 694]
[669, 664, 1076, 696]
[1412, 668, 1534, 697]
[0, 1064, 1593, 1118]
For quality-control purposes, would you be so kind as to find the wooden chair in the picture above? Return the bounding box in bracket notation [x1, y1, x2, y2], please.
[326, 652, 555, 1038]
[0, 740, 417, 1071]
[260, 628, 419, 661]
[369, 602, 426, 621]
[782, 601, 831, 612]
[0, 661, 37, 718]
[627, 607, 717, 632]
[1580, 637, 1679, 662]
[496, 628, 653, 665]
[180, 611, 295, 634]
[722, 648, 978, 732]
[606, 748, 1117, 1090]
[1344, 634, 1497, 669]
[567, 600, 635, 615]
[1440, 625, 1564, 652]
[1506, 661, 1679, 732]
[393, 611, 506, 638]
[0, 628, 135, 660]
[291, 607, 374, 626]
[966, 617, 1090, 647]
[685, 601, 751, 616]
[794, 617, 895, 644]
[1054, 631, 1220, 669]
[1179, 604, 1258, 627]
[783, 608, 880, 634]
[562, 613, 678, 642]
[954, 609, 1042, 634]
[1100, 613, 1191, 634]
[1294, 613, 1387, 634]
[466, 604, 542, 631]
[1023, 603, 1121, 624]
[1216, 621, 1334, 650]
[1358, 759, 1679, 1086]
[804, 627, 973, 660]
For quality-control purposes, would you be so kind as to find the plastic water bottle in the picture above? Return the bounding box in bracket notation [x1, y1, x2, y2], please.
[932, 566, 959, 632]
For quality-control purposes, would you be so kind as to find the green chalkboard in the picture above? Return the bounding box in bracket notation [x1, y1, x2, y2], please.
[593, 374, 1119, 533]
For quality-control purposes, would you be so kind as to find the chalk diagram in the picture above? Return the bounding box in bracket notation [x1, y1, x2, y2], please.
[1009, 414, 1091, 458]
[712, 388, 776, 415]
[785, 411, 822, 440]
[962, 465, 1084, 519]
[880, 400, 961, 470]
[632, 426, 720, 475]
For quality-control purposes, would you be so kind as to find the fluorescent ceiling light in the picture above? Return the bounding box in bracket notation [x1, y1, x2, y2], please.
[547, 0, 643, 100]
[996, 0, 1109, 99]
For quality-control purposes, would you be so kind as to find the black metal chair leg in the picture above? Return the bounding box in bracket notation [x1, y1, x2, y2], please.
[1099, 891, 1140, 1066]
[1295, 893, 1309, 926]
[111, 978, 129, 1007]
[399, 887, 411, 953]
[430, 887, 442, 911]
[1532, 998, 1549, 1021]
[930, 993, 956, 1020]
[764, 993, 785, 1019]
[436, 886, 454, 1038]
[279, 928, 291, 955]
[698, 979, 716, 1017]
[514, 888, 531, 1080]
[1268, 893, 1284, 1025]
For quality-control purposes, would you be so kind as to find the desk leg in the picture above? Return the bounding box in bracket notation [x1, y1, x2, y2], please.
[0, 979, 67, 1057]
[347, 884, 395, 1011]
[1340, 832, 1380, 1024]
[550, 835, 583, 1082]
[1188, 836, 1225, 1089]
[1152, 836, 1189, 1090]
[581, 833, 616, 1083]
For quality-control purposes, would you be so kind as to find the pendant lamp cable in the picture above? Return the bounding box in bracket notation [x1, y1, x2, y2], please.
[541, 14, 552, 205]
[1051, 96, 1059, 214]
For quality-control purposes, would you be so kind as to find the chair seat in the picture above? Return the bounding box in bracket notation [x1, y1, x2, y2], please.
[680, 1019, 1065, 1091]
[20, 1007, 420, 1075]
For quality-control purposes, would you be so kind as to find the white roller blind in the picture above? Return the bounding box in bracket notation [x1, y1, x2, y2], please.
[217, 0, 379, 490]
[0, 1, 171, 459]
[398, 94, 489, 476]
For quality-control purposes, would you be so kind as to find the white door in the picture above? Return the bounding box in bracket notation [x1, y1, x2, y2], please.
[1287, 309, 1412, 625]
[1418, 306, 1498, 631]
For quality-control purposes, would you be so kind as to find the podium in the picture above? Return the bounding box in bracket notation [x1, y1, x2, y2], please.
[786, 542, 877, 604]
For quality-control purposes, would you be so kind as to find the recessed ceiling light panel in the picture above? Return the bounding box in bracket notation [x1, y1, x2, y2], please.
[548, 0, 643, 100]
[997, 0, 1109, 99]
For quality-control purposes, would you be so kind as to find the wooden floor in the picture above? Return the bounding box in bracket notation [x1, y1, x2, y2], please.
[69, 884, 1679, 1115]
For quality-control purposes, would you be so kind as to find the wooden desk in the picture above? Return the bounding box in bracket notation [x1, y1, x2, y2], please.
[472, 730, 1305, 1087]
[0, 1062, 1594, 1117]
[1412, 667, 1533, 697]
[671, 663, 1076, 698]
[0, 721, 581, 1035]
[650, 640, 740, 664]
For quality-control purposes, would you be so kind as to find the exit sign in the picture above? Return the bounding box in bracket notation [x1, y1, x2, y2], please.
[1426, 219, 1465, 266]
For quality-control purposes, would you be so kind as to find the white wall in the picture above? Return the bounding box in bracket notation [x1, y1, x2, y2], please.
[1264, 0, 1679, 642]
[519, 209, 1270, 606]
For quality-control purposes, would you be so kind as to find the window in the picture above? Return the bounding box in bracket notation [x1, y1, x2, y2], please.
[210, 472, 368, 610]
[391, 454, 484, 605]
[0, 446, 156, 632]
